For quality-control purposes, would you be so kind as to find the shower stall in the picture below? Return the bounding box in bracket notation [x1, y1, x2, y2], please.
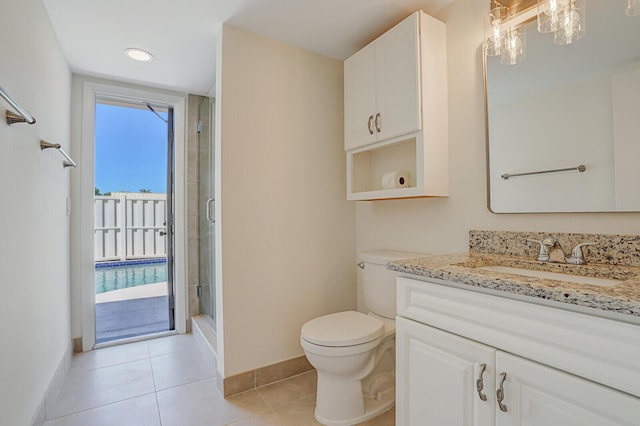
[197, 96, 216, 332]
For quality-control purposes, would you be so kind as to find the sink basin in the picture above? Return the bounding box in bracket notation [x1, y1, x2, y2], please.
[477, 265, 621, 287]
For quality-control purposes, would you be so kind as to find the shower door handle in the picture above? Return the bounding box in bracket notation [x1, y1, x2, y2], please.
[206, 198, 215, 223]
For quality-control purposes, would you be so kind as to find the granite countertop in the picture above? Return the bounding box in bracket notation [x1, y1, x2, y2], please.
[389, 252, 640, 320]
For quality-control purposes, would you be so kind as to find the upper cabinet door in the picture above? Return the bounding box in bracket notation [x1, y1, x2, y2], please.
[344, 12, 421, 151]
[344, 44, 377, 151]
[375, 13, 420, 142]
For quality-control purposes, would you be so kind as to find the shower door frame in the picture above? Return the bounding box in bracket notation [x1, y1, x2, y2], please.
[198, 96, 216, 329]
[77, 80, 187, 351]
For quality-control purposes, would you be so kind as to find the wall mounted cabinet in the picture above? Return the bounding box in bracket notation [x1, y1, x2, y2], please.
[344, 11, 448, 200]
[396, 277, 640, 425]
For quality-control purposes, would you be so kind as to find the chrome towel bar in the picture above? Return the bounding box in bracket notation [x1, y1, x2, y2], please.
[0, 86, 36, 125]
[501, 164, 586, 180]
[40, 140, 78, 168]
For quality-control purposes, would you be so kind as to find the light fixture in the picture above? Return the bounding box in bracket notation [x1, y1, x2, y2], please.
[552, 0, 586, 45]
[537, 0, 585, 44]
[485, 0, 586, 65]
[627, 0, 640, 16]
[484, 5, 509, 56]
[537, 0, 561, 33]
[124, 48, 154, 62]
[501, 26, 527, 65]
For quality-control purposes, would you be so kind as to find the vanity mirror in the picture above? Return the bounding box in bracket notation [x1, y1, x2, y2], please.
[484, 0, 640, 213]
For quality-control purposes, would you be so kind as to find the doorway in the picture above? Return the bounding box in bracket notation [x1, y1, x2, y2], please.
[93, 98, 175, 343]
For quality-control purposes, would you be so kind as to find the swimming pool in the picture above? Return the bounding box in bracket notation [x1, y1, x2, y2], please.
[95, 260, 167, 294]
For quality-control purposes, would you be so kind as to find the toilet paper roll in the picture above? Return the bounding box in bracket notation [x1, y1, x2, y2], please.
[381, 171, 410, 189]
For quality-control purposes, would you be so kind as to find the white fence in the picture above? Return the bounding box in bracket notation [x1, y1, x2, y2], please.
[94, 193, 167, 261]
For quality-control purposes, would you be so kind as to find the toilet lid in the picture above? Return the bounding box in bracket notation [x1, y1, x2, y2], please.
[301, 311, 384, 347]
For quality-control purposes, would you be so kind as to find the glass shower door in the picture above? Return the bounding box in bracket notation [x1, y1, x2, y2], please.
[198, 97, 216, 330]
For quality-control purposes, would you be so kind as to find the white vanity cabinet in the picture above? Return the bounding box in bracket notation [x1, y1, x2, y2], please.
[344, 11, 448, 200]
[396, 276, 640, 426]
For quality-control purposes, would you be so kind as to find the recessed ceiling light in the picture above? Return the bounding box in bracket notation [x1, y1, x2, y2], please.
[125, 48, 154, 62]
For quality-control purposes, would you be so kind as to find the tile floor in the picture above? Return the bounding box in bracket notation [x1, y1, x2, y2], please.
[45, 333, 395, 426]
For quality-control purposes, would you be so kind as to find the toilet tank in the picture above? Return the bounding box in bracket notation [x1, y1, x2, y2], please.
[358, 250, 427, 319]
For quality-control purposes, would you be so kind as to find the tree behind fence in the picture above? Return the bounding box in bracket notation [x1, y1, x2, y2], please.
[94, 193, 167, 261]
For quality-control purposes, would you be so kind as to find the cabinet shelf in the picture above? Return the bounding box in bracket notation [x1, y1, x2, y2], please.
[347, 132, 447, 201]
[348, 136, 417, 200]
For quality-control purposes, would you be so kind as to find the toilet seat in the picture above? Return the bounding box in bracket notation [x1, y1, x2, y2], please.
[301, 311, 384, 347]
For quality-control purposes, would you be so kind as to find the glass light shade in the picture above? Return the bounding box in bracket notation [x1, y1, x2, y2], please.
[485, 6, 509, 56]
[537, 0, 561, 33]
[501, 26, 527, 65]
[627, 0, 640, 16]
[554, 0, 586, 45]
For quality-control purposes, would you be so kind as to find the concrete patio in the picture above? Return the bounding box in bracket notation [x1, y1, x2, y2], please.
[95, 284, 171, 343]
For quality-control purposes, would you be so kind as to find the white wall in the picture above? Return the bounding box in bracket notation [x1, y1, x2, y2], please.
[216, 25, 356, 377]
[0, 1, 72, 424]
[356, 0, 640, 256]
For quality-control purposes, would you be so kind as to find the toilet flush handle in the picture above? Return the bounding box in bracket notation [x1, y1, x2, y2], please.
[357, 262, 365, 269]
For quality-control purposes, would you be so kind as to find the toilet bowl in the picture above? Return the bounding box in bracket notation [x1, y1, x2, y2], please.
[300, 250, 425, 426]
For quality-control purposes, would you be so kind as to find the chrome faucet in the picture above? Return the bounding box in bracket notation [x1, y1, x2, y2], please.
[526, 238, 552, 262]
[565, 242, 598, 265]
[542, 236, 567, 263]
[526, 236, 596, 265]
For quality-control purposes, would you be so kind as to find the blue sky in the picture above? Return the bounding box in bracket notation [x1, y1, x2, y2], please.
[95, 103, 168, 194]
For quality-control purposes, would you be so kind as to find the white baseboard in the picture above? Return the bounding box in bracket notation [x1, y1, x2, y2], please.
[31, 340, 73, 426]
[191, 315, 217, 355]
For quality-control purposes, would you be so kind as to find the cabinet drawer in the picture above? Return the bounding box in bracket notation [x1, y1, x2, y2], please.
[397, 276, 640, 397]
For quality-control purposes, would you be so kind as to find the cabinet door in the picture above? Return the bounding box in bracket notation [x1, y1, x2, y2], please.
[397, 317, 495, 426]
[495, 351, 640, 426]
[375, 12, 421, 142]
[344, 44, 377, 150]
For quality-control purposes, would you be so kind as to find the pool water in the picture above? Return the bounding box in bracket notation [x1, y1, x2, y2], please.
[95, 263, 167, 294]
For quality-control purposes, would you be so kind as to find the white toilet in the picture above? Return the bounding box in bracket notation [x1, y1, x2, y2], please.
[300, 250, 424, 426]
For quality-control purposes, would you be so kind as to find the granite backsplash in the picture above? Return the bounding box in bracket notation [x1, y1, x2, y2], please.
[469, 230, 640, 267]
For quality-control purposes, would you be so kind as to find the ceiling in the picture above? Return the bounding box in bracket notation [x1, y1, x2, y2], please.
[42, 0, 454, 96]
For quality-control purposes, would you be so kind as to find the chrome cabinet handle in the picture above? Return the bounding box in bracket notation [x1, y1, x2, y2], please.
[496, 372, 508, 412]
[206, 198, 215, 223]
[367, 115, 374, 135]
[476, 363, 487, 401]
[375, 112, 381, 132]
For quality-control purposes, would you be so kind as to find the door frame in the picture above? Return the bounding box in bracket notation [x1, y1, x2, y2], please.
[76, 80, 187, 351]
